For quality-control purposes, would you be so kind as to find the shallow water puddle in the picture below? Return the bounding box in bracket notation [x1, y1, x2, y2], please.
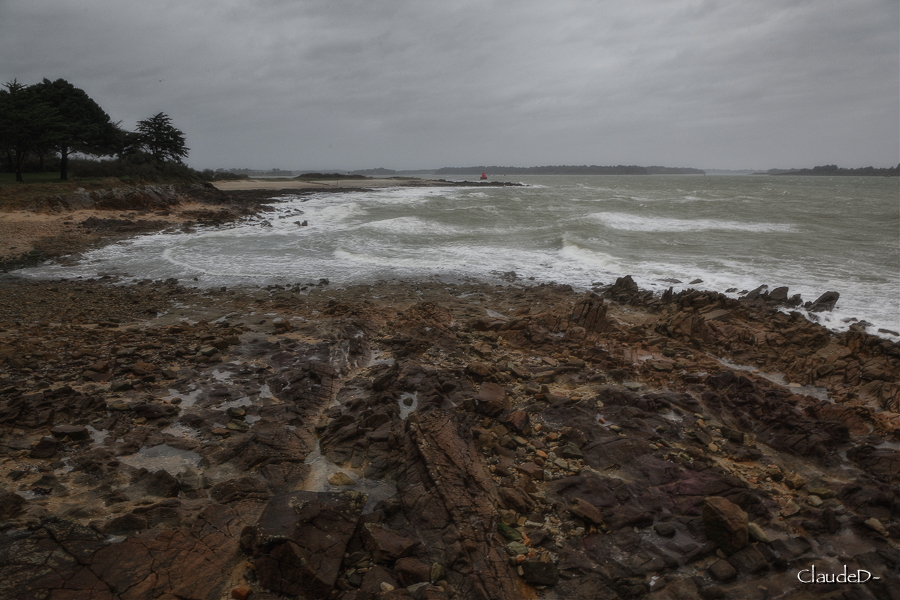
[119, 444, 202, 475]
[161, 422, 201, 441]
[301, 441, 398, 514]
[398, 392, 418, 420]
[85, 425, 109, 445]
[163, 387, 203, 408]
[718, 358, 832, 402]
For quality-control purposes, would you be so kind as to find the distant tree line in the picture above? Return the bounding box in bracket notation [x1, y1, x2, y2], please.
[0, 78, 188, 182]
[434, 165, 705, 175]
[764, 164, 900, 177]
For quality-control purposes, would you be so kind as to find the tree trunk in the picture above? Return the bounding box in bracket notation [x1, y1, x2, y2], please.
[13, 146, 27, 183]
[59, 145, 69, 181]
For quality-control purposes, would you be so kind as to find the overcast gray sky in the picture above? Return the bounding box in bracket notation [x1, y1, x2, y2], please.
[2, 0, 898, 171]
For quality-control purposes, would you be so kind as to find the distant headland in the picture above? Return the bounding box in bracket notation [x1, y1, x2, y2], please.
[758, 164, 899, 176]
[351, 165, 706, 176]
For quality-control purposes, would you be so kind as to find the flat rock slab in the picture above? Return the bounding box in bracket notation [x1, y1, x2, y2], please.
[0, 502, 262, 600]
[252, 490, 367, 599]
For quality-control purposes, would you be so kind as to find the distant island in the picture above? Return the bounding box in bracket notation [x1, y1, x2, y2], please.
[432, 165, 705, 175]
[760, 164, 899, 177]
[347, 165, 704, 176]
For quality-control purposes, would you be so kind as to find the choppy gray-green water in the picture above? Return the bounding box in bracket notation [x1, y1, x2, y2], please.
[21, 174, 900, 338]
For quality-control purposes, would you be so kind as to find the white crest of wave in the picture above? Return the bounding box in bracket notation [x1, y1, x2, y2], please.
[559, 236, 625, 272]
[359, 216, 462, 236]
[333, 247, 431, 268]
[587, 212, 798, 233]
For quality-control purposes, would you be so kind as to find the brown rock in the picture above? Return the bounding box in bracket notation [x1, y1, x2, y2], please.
[516, 462, 544, 481]
[520, 560, 559, 586]
[703, 496, 749, 555]
[253, 491, 367, 598]
[102, 513, 148, 535]
[476, 382, 509, 416]
[504, 410, 530, 432]
[394, 556, 432, 586]
[359, 565, 399, 593]
[726, 544, 769, 573]
[466, 362, 495, 379]
[29, 436, 60, 459]
[50, 424, 91, 441]
[231, 585, 252, 600]
[400, 411, 537, 599]
[362, 523, 418, 562]
[708, 559, 737, 582]
[569, 497, 605, 526]
[0, 492, 26, 519]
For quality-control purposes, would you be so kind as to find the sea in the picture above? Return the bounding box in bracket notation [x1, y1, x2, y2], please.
[18, 174, 900, 340]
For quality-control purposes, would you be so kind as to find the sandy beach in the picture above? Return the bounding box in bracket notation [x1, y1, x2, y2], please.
[211, 177, 455, 191]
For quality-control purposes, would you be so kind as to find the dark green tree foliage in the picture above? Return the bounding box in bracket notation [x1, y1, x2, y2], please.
[0, 80, 62, 182]
[134, 113, 189, 165]
[29, 78, 118, 180]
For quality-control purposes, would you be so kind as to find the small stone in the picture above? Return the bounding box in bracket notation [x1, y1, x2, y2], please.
[379, 582, 395, 592]
[109, 380, 133, 392]
[226, 420, 249, 432]
[230, 586, 252, 600]
[807, 495, 823, 507]
[807, 487, 834, 499]
[864, 518, 888, 536]
[654, 522, 677, 537]
[708, 559, 737, 582]
[784, 473, 806, 490]
[328, 472, 354, 486]
[560, 443, 583, 459]
[569, 498, 605, 526]
[497, 522, 523, 542]
[505, 541, 529, 556]
[780, 500, 801, 517]
[747, 522, 771, 544]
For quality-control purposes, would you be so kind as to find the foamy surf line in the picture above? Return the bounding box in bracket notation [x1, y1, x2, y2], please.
[586, 211, 799, 233]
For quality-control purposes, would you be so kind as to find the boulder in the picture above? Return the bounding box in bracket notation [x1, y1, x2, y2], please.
[807, 291, 840, 312]
[476, 382, 509, 416]
[362, 523, 418, 562]
[50, 425, 91, 441]
[29, 436, 60, 459]
[0, 492, 26, 519]
[569, 498, 605, 526]
[252, 491, 367, 598]
[703, 496, 749, 555]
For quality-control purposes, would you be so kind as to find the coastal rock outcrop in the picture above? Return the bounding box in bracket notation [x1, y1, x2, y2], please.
[0, 277, 897, 599]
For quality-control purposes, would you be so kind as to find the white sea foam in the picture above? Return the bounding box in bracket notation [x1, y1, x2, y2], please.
[559, 236, 626, 272]
[358, 216, 463, 236]
[16, 175, 898, 339]
[586, 211, 798, 233]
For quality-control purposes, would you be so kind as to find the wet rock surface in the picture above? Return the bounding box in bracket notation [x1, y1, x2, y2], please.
[0, 277, 897, 599]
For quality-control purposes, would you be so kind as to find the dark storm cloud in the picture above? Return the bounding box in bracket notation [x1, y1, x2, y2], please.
[2, 0, 897, 170]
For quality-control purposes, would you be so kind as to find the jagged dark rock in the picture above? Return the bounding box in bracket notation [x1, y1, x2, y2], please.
[0, 277, 896, 599]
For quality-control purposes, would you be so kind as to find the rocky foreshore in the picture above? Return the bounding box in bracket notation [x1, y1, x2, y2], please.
[0, 270, 897, 600]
